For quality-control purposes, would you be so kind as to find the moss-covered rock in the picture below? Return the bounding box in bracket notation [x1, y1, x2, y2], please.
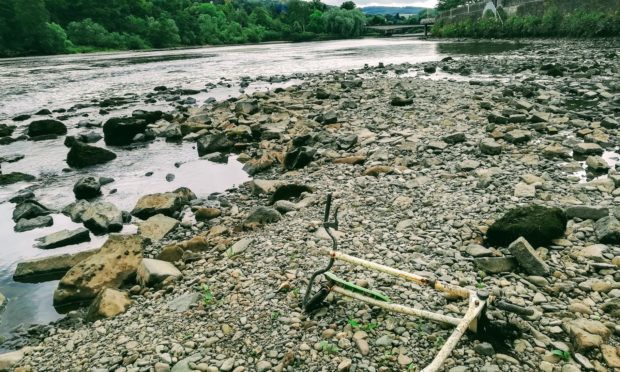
[486, 205, 567, 247]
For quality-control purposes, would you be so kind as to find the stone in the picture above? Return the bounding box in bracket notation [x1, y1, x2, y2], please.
[13, 249, 99, 283]
[543, 144, 571, 158]
[565, 206, 609, 221]
[390, 95, 412, 106]
[0, 123, 16, 136]
[508, 237, 550, 276]
[81, 202, 123, 235]
[195, 207, 221, 221]
[12, 200, 50, 222]
[601, 345, 620, 368]
[573, 142, 603, 156]
[577, 244, 607, 262]
[600, 116, 618, 129]
[443, 132, 466, 144]
[0, 347, 31, 371]
[283, 146, 315, 170]
[479, 138, 502, 155]
[137, 258, 182, 287]
[138, 214, 179, 241]
[167, 293, 201, 312]
[486, 205, 567, 247]
[427, 140, 448, 150]
[514, 182, 535, 198]
[585, 156, 610, 171]
[0, 292, 5, 313]
[36, 227, 91, 249]
[474, 342, 495, 356]
[248, 179, 284, 195]
[103, 116, 149, 145]
[67, 142, 117, 168]
[28, 119, 67, 137]
[53, 234, 143, 308]
[466, 244, 493, 257]
[338, 357, 352, 371]
[256, 360, 272, 372]
[504, 129, 531, 144]
[78, 131, 103, 143]
[269, 184, 313, 204]
[274, 200, 297, 213]
[235, 99, 259, 115]
[458, 160, 480, 171]
[14, 215, 53, 232]
[363, 165, 394, 177]
[565, 319, 610, 351]
[601, 298, 620, 318]
[132, 189, 195, 219]
[595, 216, 620, 244]
[474, 257, 517, 273]
[197, 133, 233, 156]
[243, 206, 281, 228]
[334, 155, 366, 165]
[73, 176, 102, 199]
[86, 288, 132, 321]
[0, 172, 36, 186]
[227, 238, 254, 257]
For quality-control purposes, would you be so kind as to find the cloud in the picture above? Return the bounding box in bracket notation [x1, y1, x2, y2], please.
[323, 0, 438, 7]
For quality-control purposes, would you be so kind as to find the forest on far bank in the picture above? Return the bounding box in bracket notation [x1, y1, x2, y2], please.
[0, 0, 433, 58]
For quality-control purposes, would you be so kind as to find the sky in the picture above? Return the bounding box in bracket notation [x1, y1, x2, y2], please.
[323, 0, 438, 8]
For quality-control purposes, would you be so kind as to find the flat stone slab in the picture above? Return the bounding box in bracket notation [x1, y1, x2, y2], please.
[167, 292, 201, 312]
[36, 227, 91, 249]
[14, 248, 100, 283]
[138, 214, 179, 241]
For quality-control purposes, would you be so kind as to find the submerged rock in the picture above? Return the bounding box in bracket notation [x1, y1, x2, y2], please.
[36, 227, 91, 249]
[0, 172, 35, 186]
[486, 205, 567, 247]
[53, 234, 143, 309]
[103, 116, 148, 146]
[66, 142, 117, 168]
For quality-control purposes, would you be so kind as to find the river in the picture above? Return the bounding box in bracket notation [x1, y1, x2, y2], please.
[0, 37, 525, 348]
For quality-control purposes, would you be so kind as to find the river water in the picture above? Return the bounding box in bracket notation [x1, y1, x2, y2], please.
[0, 37, 525, 347]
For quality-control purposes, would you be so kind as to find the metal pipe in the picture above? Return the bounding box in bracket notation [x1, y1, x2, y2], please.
[331, 286, 462, 326]
[422, 294, 486, 372]
[330, 251, 472, 299]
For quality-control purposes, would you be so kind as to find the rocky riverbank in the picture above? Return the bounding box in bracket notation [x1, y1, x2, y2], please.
[1, 39, 619, 371]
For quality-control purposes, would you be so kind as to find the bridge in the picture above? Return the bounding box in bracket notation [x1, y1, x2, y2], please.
[366, 18, 435, 37]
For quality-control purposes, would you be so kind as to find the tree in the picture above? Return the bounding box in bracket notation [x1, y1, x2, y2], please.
[437, 0, 467, 12]
[340, 1, 356, 10]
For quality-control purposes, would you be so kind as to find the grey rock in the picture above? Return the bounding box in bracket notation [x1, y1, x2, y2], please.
[73, 176, 102, 199]
[565, 206, 609, 221]
[12, 200, 50, 222]
[137, 259, 182, 287]
[479, 138, 502, 155]
[466, 244, 493, 258]
[474, 342, 495, 356]
[573, 142, 603, 156]
[36, 227, 91, 249]
[81, 202, 123, 235]
[474, 257, 517, 274]
[227, 238, 254, 257]
[595, 216, 620, 244]
[509, 237, 549, 276]
[14, 215, 53, 232]
[243, 207, 281, 227]
[167, 293, 201, 312]
[504, 129, 531, 144]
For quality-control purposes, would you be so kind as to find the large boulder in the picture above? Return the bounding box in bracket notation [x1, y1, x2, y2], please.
[197, 133, 233, 156]
[53, 234, 143, 309]
[73, 176, 102, 199]
[103, 117, 148, 146]
[86, 288, 132, 321]
[28, 119, 67, 137]
[283, 146, 315, 170]
[36, 227, 91, 249]
[14, 249, 99, 283]
[0, 172, 35, 186]
[67, 142, 117, 168]
[132, 188, 196, 219]
[81, 202, 124, 235]
[486, 205, 567, 247]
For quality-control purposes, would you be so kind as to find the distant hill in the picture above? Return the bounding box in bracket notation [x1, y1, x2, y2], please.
[361, 6, 429, 15]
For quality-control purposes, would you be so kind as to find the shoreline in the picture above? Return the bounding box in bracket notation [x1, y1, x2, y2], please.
[1, 38, 619, 371]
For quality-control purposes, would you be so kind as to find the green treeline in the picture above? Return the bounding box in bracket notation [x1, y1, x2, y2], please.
[0, 0, 368, 57]
[433, 3, 620, 38]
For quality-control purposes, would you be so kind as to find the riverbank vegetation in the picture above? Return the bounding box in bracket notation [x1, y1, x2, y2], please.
[0, 0, 369, 57]
[433, 5, 620, 38]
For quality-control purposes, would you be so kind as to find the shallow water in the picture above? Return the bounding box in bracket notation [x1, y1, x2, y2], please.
[0, 37, 526, 345]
